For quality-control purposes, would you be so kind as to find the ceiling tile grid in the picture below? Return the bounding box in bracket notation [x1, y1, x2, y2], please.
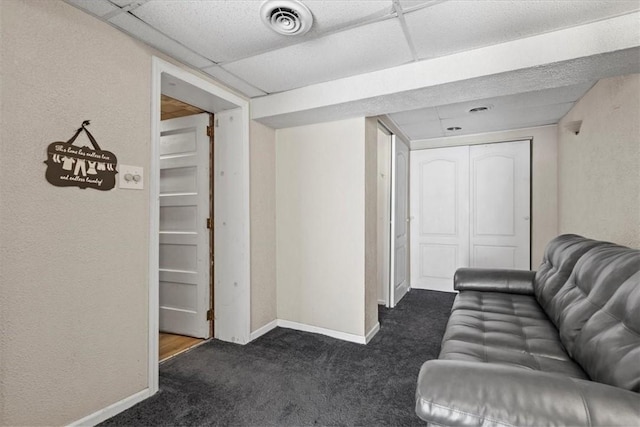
[65, 0, 637, 140]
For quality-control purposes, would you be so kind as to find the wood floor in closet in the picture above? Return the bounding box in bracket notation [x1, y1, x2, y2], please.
[159, 332, 205, 362]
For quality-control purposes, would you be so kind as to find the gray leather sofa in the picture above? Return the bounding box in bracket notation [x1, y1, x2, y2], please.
[415, 234, 640, 426]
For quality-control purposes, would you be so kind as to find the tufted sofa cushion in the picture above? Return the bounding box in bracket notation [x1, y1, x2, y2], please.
[546, 243, 640, 392]
[440, 291, 588, 378]
[534, 234, 604, 312]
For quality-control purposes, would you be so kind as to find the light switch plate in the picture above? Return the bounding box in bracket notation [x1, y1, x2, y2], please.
[119, 164, 144, 190]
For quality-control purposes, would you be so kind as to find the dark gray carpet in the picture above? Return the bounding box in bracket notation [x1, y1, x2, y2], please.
[101, 289, 455, 426]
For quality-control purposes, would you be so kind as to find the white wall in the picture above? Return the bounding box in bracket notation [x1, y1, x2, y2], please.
[250, 121, 277, 331]
[276, 118, 374, 337]
[411, 125, 559, 268]
[558, 74, 640, 248]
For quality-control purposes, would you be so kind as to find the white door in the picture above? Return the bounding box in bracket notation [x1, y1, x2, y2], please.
[377, 126, 392, 306]
[390, 137, 410, 307]
[159, 113, 211, 338]
[470, 141, 531, 269]
[410, 146, 470, 291]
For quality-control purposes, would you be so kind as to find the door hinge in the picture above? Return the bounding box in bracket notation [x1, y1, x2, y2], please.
[206, 126, 213, 137]
[206, 218, 212, 229]
[207, 309, 214, 321]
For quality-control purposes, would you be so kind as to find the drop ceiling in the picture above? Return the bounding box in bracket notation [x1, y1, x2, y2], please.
[66, 0, 640, 140]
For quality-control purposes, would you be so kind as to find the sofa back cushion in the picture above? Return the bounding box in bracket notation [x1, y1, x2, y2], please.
[534, 234, 604, 311]
[545, 243, 640, 391]
[574, 268, 640, 391]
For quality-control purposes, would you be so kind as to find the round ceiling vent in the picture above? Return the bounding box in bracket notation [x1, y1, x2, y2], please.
[260, 0, 313, 36]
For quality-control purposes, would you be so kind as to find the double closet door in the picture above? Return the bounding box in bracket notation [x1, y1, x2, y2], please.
[410, 140, 531, 292]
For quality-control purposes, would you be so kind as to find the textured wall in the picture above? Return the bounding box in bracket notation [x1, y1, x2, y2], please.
[411, 125, 559, 268]
[558, 74, 640, 248]
[276, 118, 367, 336]
[0, 1, 150, 424]
[250, 121, 277, 331]
[0, 1, 268, 424]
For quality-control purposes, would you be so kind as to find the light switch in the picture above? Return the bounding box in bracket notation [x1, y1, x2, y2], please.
[119, 165, 144, 190]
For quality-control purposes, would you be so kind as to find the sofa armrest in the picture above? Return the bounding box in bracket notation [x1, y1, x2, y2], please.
[454, 268, 536, 295]
[416, 360, 640, 427]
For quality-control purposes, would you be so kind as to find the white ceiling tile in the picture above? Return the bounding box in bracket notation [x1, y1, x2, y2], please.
[130, 1, 282, 63]
[109, 0, 137, 7]
[304, 1, 395, 33]
[398, 1, 440, 12]
[389, 107, 439, 125]
[65, 0, 119, 17]
[438, 102, 575, 138]
[436, 82, 594, 119]
[224, 18, 413, 93]
[399, 120, 444, 140]
[201, 66, 267, 98]
[108, 13, 215, 69]
[130, 0, 394, 64]
[405, 1, 640, 60]
[391, 83, 593, 140]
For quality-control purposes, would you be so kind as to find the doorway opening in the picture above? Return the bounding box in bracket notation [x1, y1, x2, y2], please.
[409, 139, 532, 292]
[376, 121, 410, 309]
[376, 124, 392, 307]
[149, 57, 251, 395]
[158, 95, 213, 362]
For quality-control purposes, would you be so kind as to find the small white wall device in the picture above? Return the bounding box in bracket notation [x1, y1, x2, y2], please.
[119, 165, 144, 190]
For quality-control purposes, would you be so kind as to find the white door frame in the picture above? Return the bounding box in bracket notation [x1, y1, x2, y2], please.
[389, 135, 396, 308]
[149, 57, 251, 395]
[377, 122, 392, 307]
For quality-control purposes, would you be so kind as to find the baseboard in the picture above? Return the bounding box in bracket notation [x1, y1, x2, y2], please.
[411, 283, 457, 292]
[251, 319, 378, 345]
[68, 388, 151, 427]
[277, 319, 368, 344]
[365, 322, 380, 344]
[249, 319, 278, 341]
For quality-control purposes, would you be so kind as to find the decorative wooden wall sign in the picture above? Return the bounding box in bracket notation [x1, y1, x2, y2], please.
[44, 121, 118, 191]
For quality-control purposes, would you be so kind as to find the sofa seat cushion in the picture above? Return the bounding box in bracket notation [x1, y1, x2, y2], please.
[440, 292, 588, 379]
[451, 290, 548, 319]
